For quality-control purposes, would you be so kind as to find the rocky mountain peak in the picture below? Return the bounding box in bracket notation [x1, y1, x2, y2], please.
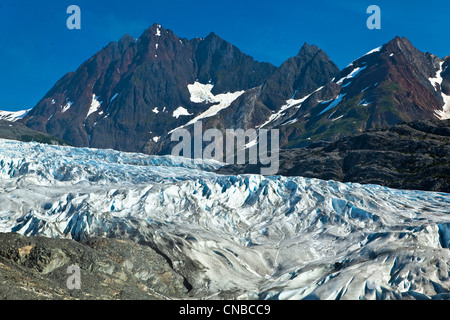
[21, 24, 277, 152]
[19, 30, 450, 156]
[297, 42, 321, 56]
[117, 33, 135, 50]
[257, 35, 450, 149]
[259, 42, 339, 109]
[193, 31, 276, 94]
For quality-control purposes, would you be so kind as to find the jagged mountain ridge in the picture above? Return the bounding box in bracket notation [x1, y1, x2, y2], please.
[20, 23, 340, 154]
[152, 41, 340, 155]
[265, 37, 450, 148]
[22, 24, 276, 152]
[19, 27, 450, 156]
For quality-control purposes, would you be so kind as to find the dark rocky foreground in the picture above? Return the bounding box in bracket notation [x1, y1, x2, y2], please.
[217, 119, 450, 193]
[0, 233, 189, 300]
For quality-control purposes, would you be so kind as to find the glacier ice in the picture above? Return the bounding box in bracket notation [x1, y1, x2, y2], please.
[0, 138, 449, 299]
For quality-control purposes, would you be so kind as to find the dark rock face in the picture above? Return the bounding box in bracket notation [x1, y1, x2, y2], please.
[259, 43, 340, 111]
[21, 24, 276, 153]
[150, 42, 340, 156]
[20, 30, 450, 158]
[0, 233, 189, 300]
[216, 119, 450, 193]
[193, 32, 276, 94]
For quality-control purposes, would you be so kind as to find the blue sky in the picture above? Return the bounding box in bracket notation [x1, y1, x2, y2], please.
[1, 0, 450, 111]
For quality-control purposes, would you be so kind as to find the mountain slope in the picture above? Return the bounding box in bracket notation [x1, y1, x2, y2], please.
[19, 31, 450, 157]
[265, 37, 450, 148]
[0, 120, 68, 145]
[21, 24, 276, 152]
[151, 42, 340, 155]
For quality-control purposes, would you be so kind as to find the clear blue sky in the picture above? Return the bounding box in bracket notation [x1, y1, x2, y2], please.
[1, 0, 449, 111]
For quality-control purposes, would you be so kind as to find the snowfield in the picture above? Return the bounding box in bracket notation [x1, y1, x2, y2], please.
[0, 139, 449, 300]
[0, 109, 30, 122]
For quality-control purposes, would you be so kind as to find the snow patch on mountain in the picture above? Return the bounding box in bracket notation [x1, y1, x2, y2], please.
[357, 99, 371, 106]
[258, 87, 324, 129]
[188, 82, 216, 104]
[429, 62, 450, 120]
[363, 46, 382, 57]
[169, 83, 244, 133]
[319, 93, 346, 115]
[436, 94, 450, 120]
[86, 94, 103, 119]
[172, 106, 192, 119]
[185, 88, 245, 122]
[110, 93, 119, 103]
[336, 66, 367, 86]
[345, 46, 382, 68]
[61, 102, 73, 113]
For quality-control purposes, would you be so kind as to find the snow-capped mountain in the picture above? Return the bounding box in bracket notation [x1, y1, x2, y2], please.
[19, 24, 340, 155]
[1, 138, 449, 299]
[21, 24, 276, 152]
[264, 37, 450, 148]
[19, 28, 450, 156]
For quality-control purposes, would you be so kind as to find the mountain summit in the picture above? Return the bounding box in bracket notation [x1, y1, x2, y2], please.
[22, 24, 276, 152]
[263, 36, 450, 148]
[20, 28, 450, 154]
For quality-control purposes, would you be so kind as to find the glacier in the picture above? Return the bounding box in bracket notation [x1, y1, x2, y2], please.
[0, 138, 449, 300]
